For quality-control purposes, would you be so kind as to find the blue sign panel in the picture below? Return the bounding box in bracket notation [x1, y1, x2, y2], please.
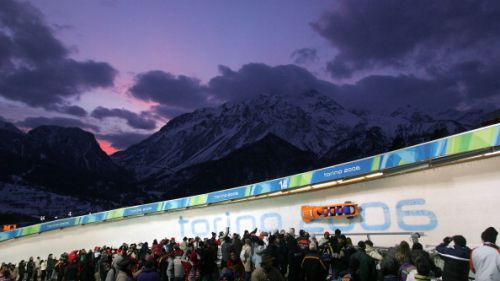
[207, 186, 246, 203]
[249, 177, 288, 195]
[81, 212, 107, 224]
[311, 158, 374, 184]
[39, 217, 79, 233]
[123, 203, 161, 217]
[0, 229, 19, 241]
[162, 198, 188, 211]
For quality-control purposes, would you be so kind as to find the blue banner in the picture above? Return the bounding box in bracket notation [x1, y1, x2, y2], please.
[207, 186, 246, 203]
[162, 198, 188, 211]
[312, 158, 374, 184]
[39, 217, 79, 233]
[0, 229, 19, 241]
[123, 203, 161, 217]
[81, 212, 107, 224]
[249, 177, 289, 195]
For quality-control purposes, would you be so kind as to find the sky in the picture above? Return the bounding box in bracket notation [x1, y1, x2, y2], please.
[0, 0, 499, 154]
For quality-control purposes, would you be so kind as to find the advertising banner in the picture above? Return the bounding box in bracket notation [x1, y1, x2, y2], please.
[312, 157, 375, 184]
[123, 203, 162, 217]
[207, 186, 247, 203]
[39, 217, 80, 233]
[81, 212, 107, 224]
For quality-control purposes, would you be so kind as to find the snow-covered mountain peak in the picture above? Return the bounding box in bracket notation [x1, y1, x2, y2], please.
[113, 91, 362, 179]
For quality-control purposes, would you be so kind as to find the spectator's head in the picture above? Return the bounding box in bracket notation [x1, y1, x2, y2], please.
[481, 227, 498, 244]
[412, 243, 423, 250]
[357, 241, 366, 250]
[346, 237, 353, 246]
[229, 251, 237, 260]
[324, 231, 330, 238]
[395, 241, 411, 264]
[415, 257, 431, 276]
[365, 240, 373, 247]
[144, 257, 154, 269]
[453, 235, 467, 247]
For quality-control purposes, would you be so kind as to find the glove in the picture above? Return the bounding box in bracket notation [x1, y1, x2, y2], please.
[443, 237, 452, 244]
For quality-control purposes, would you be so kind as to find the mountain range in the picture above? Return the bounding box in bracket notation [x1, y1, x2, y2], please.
[0, 90, 492, 225]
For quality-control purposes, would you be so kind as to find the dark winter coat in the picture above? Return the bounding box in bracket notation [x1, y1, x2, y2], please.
[301, 252, 328, 281]
[436, 242, 471, 281]
[350, 249, 377, 281]
[137, 268, 160, 281]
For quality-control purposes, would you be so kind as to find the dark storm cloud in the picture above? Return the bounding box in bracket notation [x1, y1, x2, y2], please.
[0, 0, 117, 111]
[291, 48, 318, 65]
[97, 132, 149, 150]
[129, 70, 208, 118]
[17, 116, 99, 132]
[311, 0, 500, 78]
[91, 106, 156, 130]
[54, 105, 88, 117]
[208, 63, 335, 101]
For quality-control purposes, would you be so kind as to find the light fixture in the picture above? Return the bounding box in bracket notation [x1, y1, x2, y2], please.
[484, 150, 500, 157]
[365, 172, 383, 178]
[311, 180, 339, 189]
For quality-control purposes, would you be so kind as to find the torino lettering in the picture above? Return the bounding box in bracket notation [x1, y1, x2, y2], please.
[177, 198, 437, 237]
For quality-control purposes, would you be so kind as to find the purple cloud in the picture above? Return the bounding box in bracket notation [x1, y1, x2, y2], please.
[91, 106, 156, 130]
[0, 0, 117, 111]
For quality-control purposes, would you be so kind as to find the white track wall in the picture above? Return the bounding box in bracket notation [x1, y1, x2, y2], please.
[1, 156, 500, 263]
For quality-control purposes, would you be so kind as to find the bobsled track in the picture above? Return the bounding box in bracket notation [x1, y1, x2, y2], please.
[1, 124, 500, 263]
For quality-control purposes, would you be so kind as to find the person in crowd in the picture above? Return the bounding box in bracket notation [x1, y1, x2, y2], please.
[251, 239, 266, 271]
[64, 253, 78, 281]
[226, 251, 244, 280]
[349, 241, 376, 281]
[137, 258, 160, 281]
[46, 255, 55, 281]
[34, 258, 41, 281]
[221, 236, 233, 268]
[0, 267, 12, 281]
[26, 258, 35, 281]
[364, 241, 382, 263]
[301, 242, 328, 281]
[17, 260, 25, 281]
[435, 235, 471, 281]
[471, 226, 500, 281]
[379, 257, 399, 281]
[285, 236, 303, 281]
[172, 251, 185, 281]
[410, 243, 441, 278]
[275, 234, 287, 277]
[250, 254, 284, 281]
[265, 235, 280, 269]
[240, 239, 252, 281]
[406, 257, 432, 281]
[395, 241, 412, 266]
[98, 252, 111, 281]
[39, 260, 46, 281]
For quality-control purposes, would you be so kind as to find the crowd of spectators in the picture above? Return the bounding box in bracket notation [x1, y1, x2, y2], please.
[0, 226, 498, 281]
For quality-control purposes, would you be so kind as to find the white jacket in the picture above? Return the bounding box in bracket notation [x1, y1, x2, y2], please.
[471, 243, 500, 281]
